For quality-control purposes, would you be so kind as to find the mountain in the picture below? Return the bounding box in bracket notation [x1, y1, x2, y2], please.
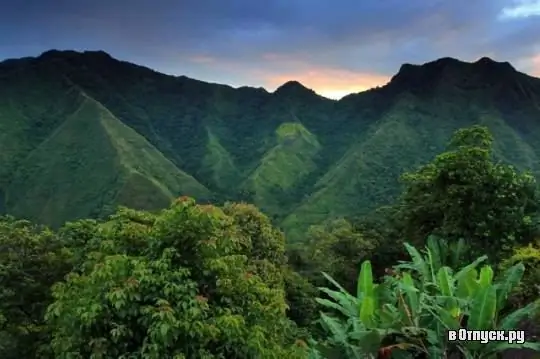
[1, 50, 540, 240]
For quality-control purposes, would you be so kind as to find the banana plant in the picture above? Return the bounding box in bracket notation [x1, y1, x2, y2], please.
[313, 258, 429, 359]
[310, 239, 540, 359]
[395, 236, 480, 293]
[397, 238, 540, 358]
[442, 262, 540, 358]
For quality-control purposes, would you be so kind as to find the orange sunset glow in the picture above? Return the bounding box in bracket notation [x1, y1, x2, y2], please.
[183, 50, 540, 100]
[263, 67, 391, 99]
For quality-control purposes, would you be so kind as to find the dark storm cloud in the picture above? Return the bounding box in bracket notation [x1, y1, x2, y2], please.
[1, 0, 539, 97]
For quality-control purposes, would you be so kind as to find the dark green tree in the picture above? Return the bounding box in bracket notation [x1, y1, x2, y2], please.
[394, 125, 539, 259]
[289, 219, 378, 293]
[0, 216, 72, 359]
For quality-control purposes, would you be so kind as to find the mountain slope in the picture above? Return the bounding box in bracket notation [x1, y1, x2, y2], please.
[198, 126, 242, 190]
[1, 50, 540, 238]
[4, 92, 210, 227]
[242, 121, 321, 216]
[283, 60, 540, 239]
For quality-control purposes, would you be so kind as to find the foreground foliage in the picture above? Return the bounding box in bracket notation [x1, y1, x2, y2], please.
[0, 200, 308, 359]
[0, 216, 72, 358]
[46, 198, 306, 358]
[1, 125, 540, 358]
[500, 241, 540, 310]
[310, 237, 540, 358]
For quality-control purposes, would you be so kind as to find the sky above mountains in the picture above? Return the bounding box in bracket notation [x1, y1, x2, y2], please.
[2, 0, 540, 99]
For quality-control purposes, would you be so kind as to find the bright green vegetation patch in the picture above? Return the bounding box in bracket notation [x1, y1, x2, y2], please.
[243, 122, 321, 215]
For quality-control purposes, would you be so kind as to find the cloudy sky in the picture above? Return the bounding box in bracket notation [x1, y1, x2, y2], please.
[1, 0, 540, 99]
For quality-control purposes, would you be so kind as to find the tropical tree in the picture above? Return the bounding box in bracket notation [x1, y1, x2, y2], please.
[0, 216, 72, 359]
[46, 197, 307, 359]
[289, 219, 378, 293]
[394, 125, 539, 259]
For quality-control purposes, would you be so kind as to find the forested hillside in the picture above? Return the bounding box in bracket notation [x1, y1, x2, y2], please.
[1, 50, 540, 239]
[3, 125, 540, 358]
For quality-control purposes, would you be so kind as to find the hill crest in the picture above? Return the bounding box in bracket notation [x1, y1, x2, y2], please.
[2, 49, 540, 239]
[2, 50, 536, 99]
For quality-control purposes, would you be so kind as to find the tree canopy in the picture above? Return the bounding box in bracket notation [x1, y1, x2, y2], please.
[1, 125, 540, 359]
[394, 125, 539, 258]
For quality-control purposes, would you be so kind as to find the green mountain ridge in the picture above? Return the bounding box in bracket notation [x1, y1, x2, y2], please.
[1, 49, 540, 239]
[3, 90, 210, 227]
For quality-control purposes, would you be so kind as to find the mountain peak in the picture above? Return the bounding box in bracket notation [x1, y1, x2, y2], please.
[473, 56, 515, 72]
[393, 57, 463, 79]
[274, 80, 314, 95]
[388, 57, 460, 91]
[388, 56, 518, 93]
[476, 56, 497, 64]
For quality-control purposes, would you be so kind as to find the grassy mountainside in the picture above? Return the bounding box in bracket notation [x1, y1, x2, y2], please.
[4, 92, 210, 227]
[199, 126, 241, 190]
[1, 50, 540, 237]
[242, 122, 321, 216]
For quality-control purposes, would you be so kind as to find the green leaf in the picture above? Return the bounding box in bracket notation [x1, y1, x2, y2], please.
[426, 235, 442, 272]
[495, 263, 524, 310]
[457, 268, 479, 299]
[454, 255, 487, 283]
[357, 260, 374, 299]
[468, 285, 497, 330]
[321, 271, 351, 295]
[498, 301, 540, 330]
[478, 265, 494, 288]
[379, 303, 400, 327]
[437, 266, 461, 318]
[359, 296, 375, 328]
[429, 304, 461, 331]
[315, 298, 356, 318]
[437, 266, 454, 297]
[318, 287, 357, 317]
[160, 323, 170, 339]
[401, 272, 419, 321]
[320, 313, 348, 344]
[403, 242, 429, 280]
[348, 330, 384, 356]
[425, 247, 437, 283]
